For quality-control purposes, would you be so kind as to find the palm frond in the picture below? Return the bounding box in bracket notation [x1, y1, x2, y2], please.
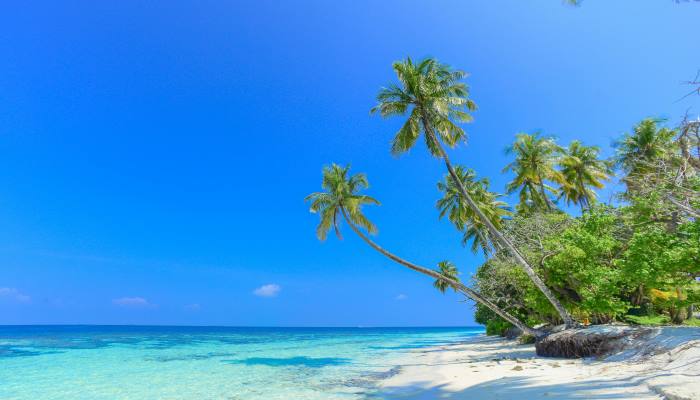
[373, 57, 477, 156]
[436, 165, 511, 255]
[306, 164, 380, 241]
[433, 260, 460, 293]
[391, 110, 422, 155]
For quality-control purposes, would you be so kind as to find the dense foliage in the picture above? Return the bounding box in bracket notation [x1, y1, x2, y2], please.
[473, 118, 700, 333]
[309, 56, 700, 333]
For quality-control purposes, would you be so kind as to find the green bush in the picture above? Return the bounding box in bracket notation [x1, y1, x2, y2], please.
[485, 318, 512, 336]
[684, 318, 700, 327]
[624, 314, 670, 326]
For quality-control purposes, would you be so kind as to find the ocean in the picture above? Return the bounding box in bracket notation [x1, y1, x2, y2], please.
[0, 326, 483, 399]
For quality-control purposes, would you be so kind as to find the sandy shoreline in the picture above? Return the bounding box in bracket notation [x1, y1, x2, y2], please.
[373, 327, 700, 400]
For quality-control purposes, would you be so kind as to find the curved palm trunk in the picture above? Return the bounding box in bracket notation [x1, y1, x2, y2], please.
[420, 116, 575, 328]
[340, 209, 541, 337]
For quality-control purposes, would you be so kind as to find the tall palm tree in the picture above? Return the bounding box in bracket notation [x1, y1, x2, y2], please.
[436, 166, 512, 256]
[557, 141, 610, 210]
[371, 57, 575, 328]
[305, 164, 541, 336]
[503, 132, 563, 211]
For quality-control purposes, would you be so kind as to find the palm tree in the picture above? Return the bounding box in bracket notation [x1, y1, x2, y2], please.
[436, 166, 512, 256]
[503, 132, 563, 211]
[615, 118, 677, 184]
[557, 141, 610, 210]
[371, 57, 575, 328]
[305, 163, 379, 241]
[305, 163, 541, 336]
[433, 260, 460, 293]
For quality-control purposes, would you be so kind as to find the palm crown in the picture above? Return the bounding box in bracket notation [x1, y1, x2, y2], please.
[370, 57, 477, 156]
[503, 132, 563, 211]
[437, 166, 512, 255]
[305, 164, 380, 241]
[615, 118, 677, 177]
[433, 260, 460, 293]
[558, 140, 610, 208]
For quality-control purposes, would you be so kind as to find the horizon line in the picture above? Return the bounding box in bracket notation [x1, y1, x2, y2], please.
[0, 323, 484, 329]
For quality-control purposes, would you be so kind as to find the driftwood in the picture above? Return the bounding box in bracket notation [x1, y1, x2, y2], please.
[535, 326, 652, 358]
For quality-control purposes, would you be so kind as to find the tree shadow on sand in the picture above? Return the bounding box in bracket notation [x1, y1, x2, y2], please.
[373, 375, 662, 399]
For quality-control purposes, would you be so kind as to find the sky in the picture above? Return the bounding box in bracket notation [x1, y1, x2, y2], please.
[0, 1, 698, 326]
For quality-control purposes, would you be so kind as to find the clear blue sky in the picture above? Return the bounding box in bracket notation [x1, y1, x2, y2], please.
[0, 1, 698, 326]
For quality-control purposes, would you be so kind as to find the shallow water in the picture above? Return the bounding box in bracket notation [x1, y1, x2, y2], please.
[0, 326, 483, 399]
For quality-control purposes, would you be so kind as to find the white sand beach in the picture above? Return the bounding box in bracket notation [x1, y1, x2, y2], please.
[377, 327, 700, 400]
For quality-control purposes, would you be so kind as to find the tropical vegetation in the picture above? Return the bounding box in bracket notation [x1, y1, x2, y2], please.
[307, 56, 700, 336]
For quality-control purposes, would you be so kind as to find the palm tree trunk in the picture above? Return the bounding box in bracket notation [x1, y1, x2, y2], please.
[578, 185, 589, 213]
[538, 177, 555, 211]
[420, 115, 575, 328]
[340, 208, 542, 337]
[580, 183, 590, 213]
[542, 189, 555, 210]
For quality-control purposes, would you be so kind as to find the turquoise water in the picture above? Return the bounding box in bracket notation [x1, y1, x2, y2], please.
[0, 326, 483, 399]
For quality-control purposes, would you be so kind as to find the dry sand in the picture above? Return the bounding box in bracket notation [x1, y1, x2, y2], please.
[375, 327, 700, 400]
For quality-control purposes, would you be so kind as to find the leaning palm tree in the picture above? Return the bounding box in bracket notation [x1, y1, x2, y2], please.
[306, 163, 541, 336]
[371, 57, 575, 328]
[557, 141, 610, 210]
[503, 132, 563, 211]
[433, 260, 460, 293]
[437, 166, 512, 256]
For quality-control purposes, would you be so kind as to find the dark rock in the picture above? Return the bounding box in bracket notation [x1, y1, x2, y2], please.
[535, 325, 651, 358]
